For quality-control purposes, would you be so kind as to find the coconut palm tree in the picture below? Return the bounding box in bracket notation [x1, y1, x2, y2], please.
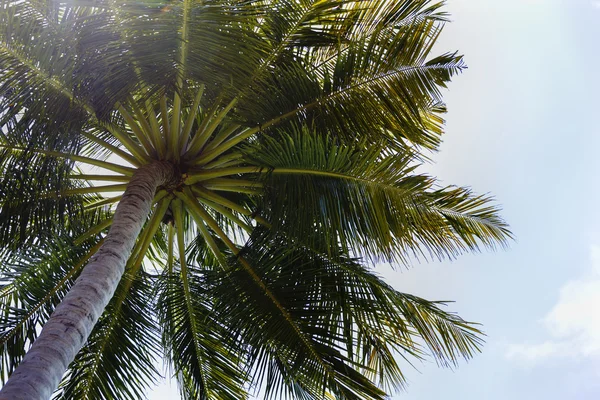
[0, 0, 511, 399]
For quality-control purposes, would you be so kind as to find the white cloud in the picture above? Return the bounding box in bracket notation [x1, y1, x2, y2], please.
[592, 1, 600, 9]
[506, 245, 600, 363]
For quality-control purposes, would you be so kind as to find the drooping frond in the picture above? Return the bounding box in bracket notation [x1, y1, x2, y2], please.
[198, 226, 484, 399]
[157, 263, 248, 399]
[244, 128, 511, 264]
[0, 141, 116, 251]
[251, 226, 484, 369]
[0, 0, 510, 398]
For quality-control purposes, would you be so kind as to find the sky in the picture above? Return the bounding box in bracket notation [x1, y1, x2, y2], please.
[150, 0, 600, 398]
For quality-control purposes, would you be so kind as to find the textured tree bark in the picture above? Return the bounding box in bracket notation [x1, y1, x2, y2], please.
[0, 161, 177, 400]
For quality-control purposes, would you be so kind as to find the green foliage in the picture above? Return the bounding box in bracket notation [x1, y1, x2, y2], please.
[247, 127, 511, 264]
[0, 0, 512, 399]
[205, 227, 485, 398]
[0, 141, 109, 251]
[157, 267, 249, 400]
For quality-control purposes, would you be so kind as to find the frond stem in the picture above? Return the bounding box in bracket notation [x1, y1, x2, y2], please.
[0, 144, 135, 176]
[74, 219, 113, 246]
[185, 97, 238, 158]
[177, 193, 227, 266]
[198, 198, 252, 234]
[172, 199, 210, 393]
[69, 175, 131, 183]
[118, 105, 156, 157]
[81, 131, 141, 167]
[179, 84, 205, 153]
[84, 195, 122, 210]
[59, 184, 128, 196]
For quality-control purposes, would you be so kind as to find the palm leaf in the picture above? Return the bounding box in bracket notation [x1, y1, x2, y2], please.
[234, 227, 484, 395]
[157, 265, 249, 399]
[245, 128, 511, 264]
[0, 140, 114, 250]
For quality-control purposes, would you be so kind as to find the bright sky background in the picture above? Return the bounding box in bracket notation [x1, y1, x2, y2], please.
[149, 0, 600, 398]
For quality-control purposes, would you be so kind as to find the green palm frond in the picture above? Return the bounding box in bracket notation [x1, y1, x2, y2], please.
[201, 226, 485, 399]
[209, 251, 386, 398]
[0, 0, 511, 398]
[157, 266, 248, 400]
[0, 141, 115, 250]
[244, 128, 511, 264]
[234, 2, 457, 151]
[0, 0, 114, 121]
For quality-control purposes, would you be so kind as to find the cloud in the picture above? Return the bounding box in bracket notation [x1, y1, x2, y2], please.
[506, 245, 600, 363]
[592, 1, 600, 9]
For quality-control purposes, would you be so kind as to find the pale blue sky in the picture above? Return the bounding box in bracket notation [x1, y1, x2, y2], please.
[150, 1, 600, 398]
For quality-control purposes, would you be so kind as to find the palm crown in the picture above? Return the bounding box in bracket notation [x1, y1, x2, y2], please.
[0, 0, 511, 399]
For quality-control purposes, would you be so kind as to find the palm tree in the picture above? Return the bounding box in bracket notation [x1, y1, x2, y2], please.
[0, 0, 511, 399]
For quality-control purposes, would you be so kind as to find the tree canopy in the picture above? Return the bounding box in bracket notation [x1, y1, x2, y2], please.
[0, 1, 511, 399]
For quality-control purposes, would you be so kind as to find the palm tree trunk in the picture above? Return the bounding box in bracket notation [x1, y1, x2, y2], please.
[0, 161, 177, 400]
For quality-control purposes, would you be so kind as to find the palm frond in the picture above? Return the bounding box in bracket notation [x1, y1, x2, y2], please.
[223, 227, 484, 396]
[157, 264, 248, 399]
[200, 251, 384, 398]
[0, 142, 113, 251]
[233, 2, 458, 151]
[245, 128, 511, 264]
